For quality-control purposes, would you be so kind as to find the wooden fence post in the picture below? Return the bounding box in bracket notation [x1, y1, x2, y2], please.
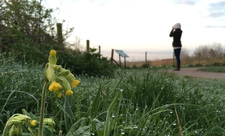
[86, 40, 90, 52]
[119, 54, 121, 67]
[145, 52, 147, 64]
[111, 49, 114, 64]
[56, 23, 63, 44]
[98, 45, 101, 54]
[124, 57, 126, 68]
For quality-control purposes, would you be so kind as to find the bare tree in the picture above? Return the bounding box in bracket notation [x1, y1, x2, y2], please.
[65, 36, 85, 52]
[74, 36, 85, 51]
[181, 48, 190, 59]
[193, 45, 210, 60]
[210, 43, 223, 60]
[193, 43, 225, 64]
[181, 47, 191, 65]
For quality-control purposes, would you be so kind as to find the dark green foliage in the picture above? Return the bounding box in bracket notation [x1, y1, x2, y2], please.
[194, 63, 203, 67]
[0, 0, 115, 77]
[0, 0, 65, 64]
[0, 0, 58, 48]
[141, 63, 150, 68]
[212, 62, 222, 66]
[57, 48, 115, 77]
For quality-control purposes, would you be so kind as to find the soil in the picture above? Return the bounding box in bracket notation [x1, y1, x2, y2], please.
[167, 67, 225, 80]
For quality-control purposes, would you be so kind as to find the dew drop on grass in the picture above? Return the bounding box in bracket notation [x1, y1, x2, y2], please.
[112, 114, 115, 118]
[91, 133, 95, 135]
[133, 125, 138, 129]
[216, 110, 220, 113]
[120, 89, 123, 92]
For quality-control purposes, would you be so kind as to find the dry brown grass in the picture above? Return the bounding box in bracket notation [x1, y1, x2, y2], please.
[125, 58, 225, 68]
[126, 59, 174, 67]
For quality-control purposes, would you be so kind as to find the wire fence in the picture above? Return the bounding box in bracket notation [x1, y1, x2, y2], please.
[66, 35, 174, 62]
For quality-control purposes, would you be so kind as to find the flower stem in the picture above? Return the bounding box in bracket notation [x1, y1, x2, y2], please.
[2, 122, 9, 136]
[38, 81, 47, 136]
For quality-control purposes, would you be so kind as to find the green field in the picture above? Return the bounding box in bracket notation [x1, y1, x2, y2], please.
[1, 57, 225, 136]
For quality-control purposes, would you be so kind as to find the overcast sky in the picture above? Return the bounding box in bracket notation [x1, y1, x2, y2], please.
[43, 0, 225, 60]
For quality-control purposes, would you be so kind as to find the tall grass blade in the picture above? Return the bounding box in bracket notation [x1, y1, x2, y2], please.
[104, 91, 122, 136]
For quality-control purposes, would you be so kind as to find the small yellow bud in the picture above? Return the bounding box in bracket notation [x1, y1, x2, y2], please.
[30, 120, 37, 126]
[48, 50, 57, 64]
[50, 50, 56, 56]
[72, 80, 80, 88]
[66, 90, 73, 96]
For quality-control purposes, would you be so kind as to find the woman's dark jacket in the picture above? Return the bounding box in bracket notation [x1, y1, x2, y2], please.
[169, 29, 182, 47]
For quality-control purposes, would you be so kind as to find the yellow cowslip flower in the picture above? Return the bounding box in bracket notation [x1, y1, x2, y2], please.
[49, 81, 62, 91]
[30, 120, 37, 126]
[64, 72, 80, 88]
[72, 80, 80, 88]
[57, 93, 62, 98]
[66, 90, 73, 96]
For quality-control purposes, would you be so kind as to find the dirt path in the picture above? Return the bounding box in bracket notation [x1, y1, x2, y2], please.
[167, 67, 225, 80]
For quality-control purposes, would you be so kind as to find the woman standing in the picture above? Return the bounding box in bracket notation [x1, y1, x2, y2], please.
[169, 23, 182, 71]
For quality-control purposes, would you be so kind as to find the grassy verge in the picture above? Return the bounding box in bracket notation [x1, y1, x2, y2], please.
[198, 66, 225, 73]
[1, 56, 225, 135]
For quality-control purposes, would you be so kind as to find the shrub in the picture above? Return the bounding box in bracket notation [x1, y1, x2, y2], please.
[57, 48, 116, 77]
[141, 63, 150, 68]
[194, 63, 203, 67]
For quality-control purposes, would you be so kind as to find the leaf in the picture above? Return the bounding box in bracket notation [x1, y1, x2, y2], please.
[66, 117, 89, 136]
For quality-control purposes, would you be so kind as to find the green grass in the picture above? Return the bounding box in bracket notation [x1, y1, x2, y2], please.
[198, 66, 225, 73]
[1, 56, 225, 135]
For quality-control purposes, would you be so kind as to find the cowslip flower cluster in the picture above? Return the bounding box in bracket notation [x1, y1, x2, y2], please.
[45, 50, 80, 98]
